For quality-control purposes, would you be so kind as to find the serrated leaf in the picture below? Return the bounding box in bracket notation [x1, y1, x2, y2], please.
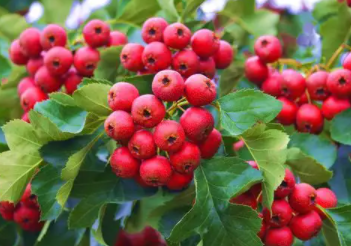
[286, 148, 333, 185]
[117, 0, 160, 26]
[240, 124, 288, 209]
[181, 0, 206, 21]
[50, 92, 77, 106]
[81, 113, 105, 135]
[157, 0, 179, 22]
[122, 74, 154, 95]
[313, 0, 340, 22]
[80, 77, 113, 87]
[330, 109, 351, 145]
[217, 90, 282, 136]
[95, 46, 123, 81]
[219, 61, 244, 97]
[167, 157, 263, 246]
[0, 150, 42, 202]
[0, 14, 29, 41]
[73, 83, 112, 116]
[288, 133, 337, 169]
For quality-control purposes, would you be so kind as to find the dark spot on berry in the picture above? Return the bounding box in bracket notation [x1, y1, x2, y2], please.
[23, 218, 30, 223]
[304, 124, 311, 131]
[179, 64, 187, 70]
[282, 87, 289, 94]
[147, 57, 155, 64]
[109, 92, 114, 99]
[311, 195, 316, 204]
[23, 100, 28, 106]
[177, 28, 184, 36]
[95, 27, 102, 34]
[29, 194, 36, 200]
[86, 63, 95, 70]
[148, 28, 156, 36]
[272, 215, 280, 223]
[52, 60, 60, 68]
[143, 109, 151, 118]
[184, 164, 192, 172]
[162, 76, 170, 86]
[48, 35, 55, 43]
[316, 88, 325, 95]
[108, 124, 114, 132]
[167, 136, 177, 144]
[280, 180, 288, 187]
[122, 54, 128, 61]
[339, 77, 346, 85]
[132, 146, 139, 154]
[205, 80, 212, 88]
[261, 39, 269, 47]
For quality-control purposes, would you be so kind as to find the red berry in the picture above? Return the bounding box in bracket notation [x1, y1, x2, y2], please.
[229, 191, 257, 209]
[322, 96, 350, 120]
[18, 77, 35, 96]
[128, 130, 156, 160]
[108, 31, 128, 46]
[166, 172, 193, 190]
[254, 35, 282, 63]
[142, 42, 172, 72]
[44, 47, 73, 76]
[343, 53, 351, 70]
[152, 70, 185, 102]
[108, 82, 139, 111]
[315, 188, 337, 219]
[140, 156, 172, 186]
[233, 140, 245, 151]
[198, 57, 216, 79]
[104, 111, 135, 141]
[213, 40, 234, 69]
[265, 227, 294, 246]
[296, 104, 324, 134]
[170, 142, 201, 174]
[0, 202, 15, 221]
[34, 66, 62, 93]
[134, 172, 151, 187]
[154, 120, 185, 153]
[198, 128, 222, 159]
[19, 28, 42, 58]
[73, 47, 100, 77]
[141, 17, 168, 44]
[163, 22, 191, 50]
[131, 94, 166, 128]
[180, 107, 214, 143]
[306, 71, 329, 101]
[9, 39, 29, 65]
[297, 92, 309, 106]
[276, 97, 298, 125]
[110, 147, 140, 178]
[14, 205, 43, 232]
[281, 69, 306, 99]
[40, 24, 67, 50]
[83, 19, 110, 48]
[247, 160, 258, 169]
[261, 72, 283, 97]
[184, 74, 216, 106]
[120, 43, 144, 72]
[258, 214, 267, 240]
[289, 183, 317, 214]
[289, 210, 322, 241]
[22, 112, 30, 123]
[245, 56, 269, 85]
[191, 29, 219, 58]
[20, 87, 47, 111]
[63, 69, 83, 95]
[172, 49, 199, 78]
[26, 56, 44, 76]
[275, 169, 296, 199]
[263, 199, 293, 227]
[327, 69, 351, 98]
[250, 183, 262, 199]
[21, 184, 38, 209]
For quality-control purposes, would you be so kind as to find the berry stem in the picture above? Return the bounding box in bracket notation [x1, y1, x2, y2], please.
[166, 100, 189, 114]
[325, 44, 345, 70]
[276, 58, 302, 69]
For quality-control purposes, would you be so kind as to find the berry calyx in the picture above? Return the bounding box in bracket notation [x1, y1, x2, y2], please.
[110, 147, 140, 178]
[104, 111, 135, 141]
[152, 70, 185, 102]
[172, 49, 199, 78]
[169, 141, 201, 174]
[40, 24, 67, 50]
[128, 130, 156, 160]
[275, 169, 296, 199]
[140, 156, 172, 186]
[153, 120, 186, 153]
[44, 46, 73, 76]
[184, 74, 217, 106]
[263, 199, 293, 227]
[83, 19, 110, 48]
[327, 69, 351, 98]
[34, 66, 62, 93]
[289, 183, 317, 214]
[14, 205, 44, 232]
[306, 71, 329, 101]
[108, 82, 139, 111]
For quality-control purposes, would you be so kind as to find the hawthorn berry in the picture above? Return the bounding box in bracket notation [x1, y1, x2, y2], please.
[289, 210, 322, 241]
[264, 227, 294, 246]
[44, 47, 73, 76]
[21, 184, 38, 209]
[276, 97, 298, 125]
[0, 202, 15, 221]
[184, 74, 216, 106]
[289, 183, 317, 214]
[180, 107, 214, 143]
[34, 66, 62, 93]
[142, 42, 172, 72]
[131, 94, 166, 128]
[140, 156, 172, 186]
[254, 35, 282, 63]
[152, 70, 185, 102]
[198, 57, 216, 79]
[233, 140, 245, 151]
[229, 191, 258, 210]
[297, 92, 309, 106]
[172, 49, 199, 78]
[141, 17, 168, 43]
[213, 40, 233, 69]
[108, 31, 128, 46]
[26, 56, 44, 76]
[20, 87, 47, 111]
[153, 120, 186, 153]
[191, 29, 219, 58]
[18, 77, 35, 96]
[247, 160, 258, 169]
[108, 82, 139, 111]
[280, 69, 306, 100]
[322, 96, 350, 120]
[326, 69, 351, 98]
[296, 104, 324, 134]
[343, 53, 351, 70]
[244, 56, 269, 85]
[128, 130, 156, 160]
[275, 169, 296, 199]
[120, 43, 145, 72]
[261, 72, 283, 97]
[198, 128, 222, 159]
[104, 111, 135, 141]
[170, 142, 201, 174]
[258, 213, 267, 240]
[14, 205, 44, 232]
[166, 172, 193, 190]
[315, 188, 338, 219]
[306, 71, 329, 101]
[110, 147, 140, 178]
[22, 112, 30, 123]
[63, 69, 83, 95]
[9, 40, 28, 65]
[19, 28, 42, 58]
[83, 19, 110, 48]
[73, 47, 100, 77]
[263, 199, 293, 227]
[163, 22, 191, 50]
[40, 24, 67, 50]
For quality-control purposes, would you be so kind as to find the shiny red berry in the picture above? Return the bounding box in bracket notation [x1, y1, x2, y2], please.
[315, 188, 337, 219]
[9, 39, 28, 65]
[343, 53, 351, 70]
[275, 169, 296, 199]
[142, 42, 172, 72]
[18, 77, 35, 96]
[140, 156, 172, 186]
[108, 31, 128, 46]
[141, 17, 168, 44]
[63, 69, 83, 95]
[327, 69, 351, 98]
[152, 70, 184, 102]
[35, 66, 62, 93]
[166, 172, 193, 190]
[263, 199, 293, 227]
[120, 43, 144, 72]
[306, 71, 329, 101]
[245, 56, 269, 85]
[14, 206, 43, 232]
[296, 104, 324, 134]
[276, 97, 298, 125]
[184, 74, 216, 106]
[163, 22, 191, 50]
[154, 120, 186, 153]
[22, 112, 30, 123]
[128, 130, 156, 160]
[110, 147, 140, 178]
[108, 82, 139, 111]
[289, 210, 322, 241]
[289, 183, 317, 214]
[198, 128, 222, 159]
[258, 213, 267, 240]
[44, 47, 73, 76]
[191, 29, 219, 58]
[229, 191, 258, 209]
[19, 28, 42, 58]
[73, 47, 100, 76]
[254, 35, 282, 63]
[20, 87, 47, 111]
[0, 202, 15, 221]
[104, 111, 135, 141]
[322, 96, 350, 120]
[172, 49, 199, 78]
[198, 57, 216, 79]
[21, 184, 38, 209]
[83, 19, 110, 48]
[170, 142, 201, 174]
[281, 69, 306, 99]
[26, 56, 43, 76]
[40, 24, 67, 50]
[261, 72, 283, 97]
[265, 227, 294, 246]
[213, 40, 234, 69]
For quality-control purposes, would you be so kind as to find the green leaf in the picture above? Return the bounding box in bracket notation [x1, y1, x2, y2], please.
[0, 150, 42, 202]
[0, 55, 11, 81]
[181, 0, 206, 21]
[219, 61, 244, 97]
[1, 66, 27, 89]
[217, 89, 282, 136]
[0, 14, 29, 41]
[95, 46, 123, 82]
[240, 124, 289, 209]
[122, 74, 154, 95]
[73, 83, 112, 116]
[34, 99, 88, 134]
[288, 133, 337, 169]
[221, 0, 255, 17]
[313, 0, 340, 22]
[242, 10, 279, 36]
[157, 0, 179, 22]
[0, 128, 8, 153]
[330, 109, 351, 145]
[0, 217, 18, 246]
[81, 113, 105, 135]
[80, 77, 113, 87]
[286, 148, 333, 185]
[40, 0, 73, 25]
[50, 92, 77, 106]
[167, 157, 263, 246]
[117, 0, 161, 26]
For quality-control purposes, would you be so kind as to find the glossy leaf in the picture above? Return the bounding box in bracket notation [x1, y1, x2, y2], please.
[95, 46, 123, 82]
[330, 109, 351, 145]
[117, 0, 160, 26]
[242, 10, 279, 36]
[50, 92, 77, 106]
[40, 0, 73, 25]
[181, 0, 206, 21]
[157, 0, 179, 22]
[0, 217, 18, 246]
[121, 74, 154, 95]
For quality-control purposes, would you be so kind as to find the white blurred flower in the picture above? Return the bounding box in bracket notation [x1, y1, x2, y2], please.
[201, 0, 228, 20]
[25, 1, 44, 23]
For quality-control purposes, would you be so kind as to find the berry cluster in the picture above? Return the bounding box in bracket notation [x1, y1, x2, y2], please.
[104, 70, 222, 188]
[0, 184, 43, 232]
[115, 226, 165, 246]
[9, 20, 127, 122]
[230, 161, 338, 246]
[120, 17, 233, 78]
[245, 35, 351, 134]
